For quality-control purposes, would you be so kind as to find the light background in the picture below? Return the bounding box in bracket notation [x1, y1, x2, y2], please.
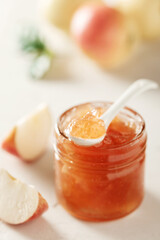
[0, 0, 160, 239]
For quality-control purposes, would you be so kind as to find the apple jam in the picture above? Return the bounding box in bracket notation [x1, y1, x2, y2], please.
[54, 102, 147, 221]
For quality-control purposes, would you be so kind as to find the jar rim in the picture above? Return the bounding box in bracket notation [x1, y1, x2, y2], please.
[55, 101, 146, 150]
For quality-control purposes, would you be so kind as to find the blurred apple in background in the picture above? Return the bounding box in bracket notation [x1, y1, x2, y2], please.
[105, 0, 160, 40]
[37, 0, 159, 71]
[71, 3, 139, 69]
[39, 0, 102, 31]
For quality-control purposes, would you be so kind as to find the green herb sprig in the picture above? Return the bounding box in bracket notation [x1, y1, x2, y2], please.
[19, 27, 54, 79]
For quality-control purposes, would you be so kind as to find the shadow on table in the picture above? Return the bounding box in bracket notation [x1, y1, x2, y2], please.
[11, 217, 62, 240]
[44, 57, 76, 82]
[88, 191, 160, 240]
[29, 146, 54, 183]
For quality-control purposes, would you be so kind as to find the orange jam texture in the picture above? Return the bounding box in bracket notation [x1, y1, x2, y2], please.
[55, 102, 146, 221]
[66, 111, 106, 139]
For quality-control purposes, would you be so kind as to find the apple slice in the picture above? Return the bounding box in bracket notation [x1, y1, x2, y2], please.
[0, 169, 48, 225]
[2, 104, 52, 162]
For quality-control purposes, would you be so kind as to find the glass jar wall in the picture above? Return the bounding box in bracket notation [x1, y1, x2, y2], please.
[54, 102, 147, 221]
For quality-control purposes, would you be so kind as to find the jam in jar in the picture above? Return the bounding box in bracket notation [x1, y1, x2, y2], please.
[54, 102, 147, 221]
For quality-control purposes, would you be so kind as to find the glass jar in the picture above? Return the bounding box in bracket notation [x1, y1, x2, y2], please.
[54, 102, 147, 221]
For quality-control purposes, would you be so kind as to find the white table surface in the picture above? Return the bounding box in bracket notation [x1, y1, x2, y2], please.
[0, 1, 160, 239]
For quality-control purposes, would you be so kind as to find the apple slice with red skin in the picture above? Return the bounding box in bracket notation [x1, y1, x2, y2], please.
[2, 104, 52, 162]
[0, 169, 48, 225]
[2, 127, 19, 157]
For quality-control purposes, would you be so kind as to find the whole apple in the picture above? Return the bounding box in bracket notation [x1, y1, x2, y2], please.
[71, 3, 139, 69]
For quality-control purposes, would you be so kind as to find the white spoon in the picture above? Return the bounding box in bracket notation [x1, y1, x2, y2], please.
[67, 79, 158, 146]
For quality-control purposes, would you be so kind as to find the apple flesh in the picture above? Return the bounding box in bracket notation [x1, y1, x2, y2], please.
[2, 104, 52, 162]
[71, 3, 139, 68]
[0, 169, 48, 225]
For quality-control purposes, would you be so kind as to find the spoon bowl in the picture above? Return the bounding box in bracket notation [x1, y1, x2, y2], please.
[67, 79, 158, 146]
[68, 134, 105, 146]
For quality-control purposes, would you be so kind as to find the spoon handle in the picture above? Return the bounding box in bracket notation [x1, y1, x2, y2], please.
[100, 79, 158, 129]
